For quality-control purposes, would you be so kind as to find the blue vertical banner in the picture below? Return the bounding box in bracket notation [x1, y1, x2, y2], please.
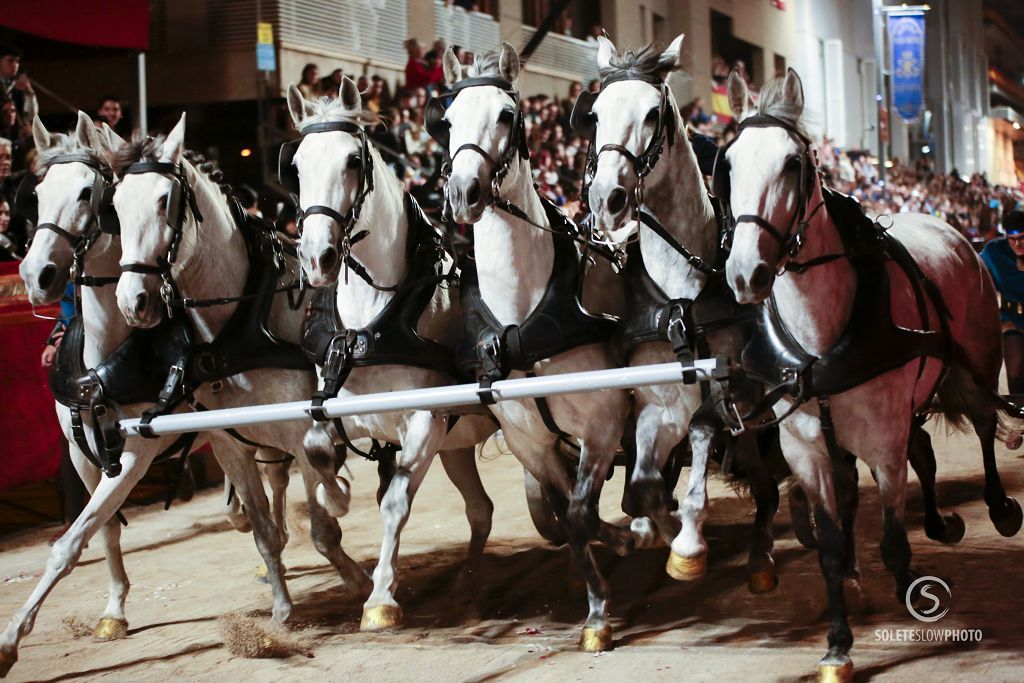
[888, 11, 926, 123]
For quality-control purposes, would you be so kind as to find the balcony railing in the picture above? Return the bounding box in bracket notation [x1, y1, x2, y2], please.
[277, 0, 408, 66]
[520, 27, 598, 83]
[434, 2, 501, 58]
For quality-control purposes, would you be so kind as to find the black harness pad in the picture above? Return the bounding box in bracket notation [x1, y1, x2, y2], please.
[301, 194, 454, 375]
[741, 188, 952, 397]
[187, 211, 311, 385]
[619, 240, 754, 358]
[455, 198, 619, 380]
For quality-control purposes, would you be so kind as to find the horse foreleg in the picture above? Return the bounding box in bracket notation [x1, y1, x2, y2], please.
[734, 429, 781, 594]
[303, 422, 352, 518]
[259, 450, 292, 548]
[0, 449, 154, 677]
[361, 411, 448, 631]
[66, 441, 130, 640]
[629, 406, 683, 550]
[438, 447, 493, 603]
[667, 421, 714, 581]
[874, 454, 917, 604]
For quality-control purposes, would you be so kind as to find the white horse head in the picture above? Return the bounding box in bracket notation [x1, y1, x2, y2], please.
[439, 42, 524, 223]
[586, 34, 685, 236]
[20, 111, 116, 304]
[286, 77, 379, 286]
[111, 113, 191, 327]
[722, 68, 815, 303]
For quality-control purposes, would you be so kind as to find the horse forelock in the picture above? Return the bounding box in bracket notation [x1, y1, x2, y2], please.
[466, 50, 501, 79]
[299, 97, 379, 131]
[35, 133, 108, 177]
[755, 74, 810, 141]
[598, 42, 676, 84]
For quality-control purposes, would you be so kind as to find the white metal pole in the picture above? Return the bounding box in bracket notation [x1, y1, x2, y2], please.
[137, 52, 148, 135]
[119, 359, 728, 437]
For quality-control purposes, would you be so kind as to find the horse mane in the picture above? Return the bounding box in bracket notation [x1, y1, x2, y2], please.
[467, 50, 501, 79]
[112, 132, 231, 196]
[299, 97, 380, 131]
[598, 42, 677, 83]
[35, 133, 108, 177]
[756, 73, 811, 140]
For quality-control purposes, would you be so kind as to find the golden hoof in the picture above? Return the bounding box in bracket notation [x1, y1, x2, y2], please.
[360, 604, 403, 631]
[666, 551, 707, 581]
[818, 659, 854, 683]
[578, 626, 613, 652]
[93, 617, 129, 641]
[0, 649, 17, 677]
[747, 567, 779, 594]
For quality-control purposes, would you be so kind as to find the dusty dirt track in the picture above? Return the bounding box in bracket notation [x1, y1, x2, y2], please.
[2, 424, 1024, 682]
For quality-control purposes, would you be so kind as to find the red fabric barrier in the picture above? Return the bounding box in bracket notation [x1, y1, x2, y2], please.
[0, 1, 149, 50]
[0, 262, 62, 493]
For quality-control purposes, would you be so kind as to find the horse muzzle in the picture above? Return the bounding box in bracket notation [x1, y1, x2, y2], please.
[116, 273, 162, 328]
[446, 173, 489, 224]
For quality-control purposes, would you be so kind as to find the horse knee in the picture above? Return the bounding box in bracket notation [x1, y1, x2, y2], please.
[630, 473, 668, 516]
[303, 428, 336, 471]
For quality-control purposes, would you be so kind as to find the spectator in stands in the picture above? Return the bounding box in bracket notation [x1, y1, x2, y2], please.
[0, 44, 37, 123]
[404, 38, 438, 91]
[298, 63, 320, 99]
[232, 185, 261, 217]
[356, 75, 370, 93]
[95, 95, 124, 134]
[321, 68, 344, 98]
[0, 97, 26, 168]
[363, 76, 391, 114]
[0, 137, 15, 203]
[586, 24, 603, 43]
[276, 204, 299, 239]
[0, 197, 20, 260]
[587, 79, 600, 94]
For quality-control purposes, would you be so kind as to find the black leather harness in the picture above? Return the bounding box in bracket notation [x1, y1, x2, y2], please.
[50, 209, 310, 478]
[737, 189, 956, 426]
[299, 194, 456, 458]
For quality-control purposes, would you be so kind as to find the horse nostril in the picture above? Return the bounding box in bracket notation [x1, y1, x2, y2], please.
[466, 178, 481, 206]
[606, 187, 628, 215]
[750, 264, 772, 293]
[38, 263, 57, 290]
[135, 292, 148, 315]
[319, 246, 339, 273]
[734, 275, 746, 294]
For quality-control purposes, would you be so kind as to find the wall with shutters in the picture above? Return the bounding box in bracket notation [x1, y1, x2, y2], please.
[434, 2, 500, 58]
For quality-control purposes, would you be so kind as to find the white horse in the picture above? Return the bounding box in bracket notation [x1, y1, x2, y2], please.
[435, 44, 641, 651]
[285, 77, 496, 630]
[0, 113, 296, 678]
[721, 68, 1021, 681]
[582, 34, 789, 592]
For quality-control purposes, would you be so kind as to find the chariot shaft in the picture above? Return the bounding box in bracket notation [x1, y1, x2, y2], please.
[119, 358, 728, 437]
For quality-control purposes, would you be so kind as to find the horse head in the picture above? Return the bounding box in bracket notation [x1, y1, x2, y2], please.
[19, 112, 118, 304]
[721, 68, 819, 304]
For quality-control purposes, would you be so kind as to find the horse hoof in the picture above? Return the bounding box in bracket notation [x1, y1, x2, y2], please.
[747, 566, 779, 594]
[940, 513, 966, 544]
[93, 617, 128, 641]
[578, 626, 613, 652]
[1006, 431, 1023, 450]
[316, 479, 351, 518]
[666, 551, 706, 581]
[991, 496, 1023, 537]
[360, 604, 403, 631]
[0, 648, 17, 678]
[818, 655, 854, 683]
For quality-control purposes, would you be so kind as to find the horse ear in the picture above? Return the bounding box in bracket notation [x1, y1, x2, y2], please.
[161, 113, 186, 164]
[782, 67, 805, 117]
[443, 46, 462, 85]
[32, 115, 52, 152]
[596, 35, 615, 72]
[660, 34, 685, 71]
[498, 41, 520, 83]
[98, 122, 126, 167]
[287, 83, 316, 127]
[728, 69, 751, 118]
[339, 75, 360, 110]
[74, 110, 102, 151]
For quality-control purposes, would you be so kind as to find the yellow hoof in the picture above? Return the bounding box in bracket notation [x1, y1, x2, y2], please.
[747, 567, 779, 594]
[360, 604, 403, 631]
[818, 659, 854, 683]
[666, 551, 707, 581]
[578, 626, 613, 652]
[0, 649, 17, 677]
[93, 617, 128, 641]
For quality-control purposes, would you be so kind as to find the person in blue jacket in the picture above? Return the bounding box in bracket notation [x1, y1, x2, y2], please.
[981, 210, 1024, 396]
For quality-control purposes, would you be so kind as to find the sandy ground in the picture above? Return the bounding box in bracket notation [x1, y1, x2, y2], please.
[2, 424, 1024, 683]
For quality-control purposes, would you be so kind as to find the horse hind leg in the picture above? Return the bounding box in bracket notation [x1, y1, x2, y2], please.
[259, 450, 293, 548]
[438, 447, 494, 604]
[973, 411, 1023, 537]
[734, 430, 781, 594]
[907, 425, 965, 544]
[224, 478, 252, 533]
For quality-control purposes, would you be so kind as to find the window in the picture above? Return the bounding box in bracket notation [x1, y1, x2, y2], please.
[522, 0, 601, 40]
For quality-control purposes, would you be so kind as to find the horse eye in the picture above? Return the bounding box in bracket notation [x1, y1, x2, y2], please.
[784, 156, 802, 173]
[157, 195, 168, 211]
[644, 108, 659, 125]
[346, 155, 362, 170]
[78, 187, 92, 202]
[498, 109, 515, 125]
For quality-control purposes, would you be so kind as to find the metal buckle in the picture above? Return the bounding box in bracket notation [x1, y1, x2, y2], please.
[210, 380, 224, 394]
[728, 400, 746, 436]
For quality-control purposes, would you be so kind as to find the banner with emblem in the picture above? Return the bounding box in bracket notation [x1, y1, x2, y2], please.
[887, 11, 926, 123]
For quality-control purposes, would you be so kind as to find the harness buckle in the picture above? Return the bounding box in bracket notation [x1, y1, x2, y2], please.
[728, 400, 746, 436]
[160, 279, 175, 318]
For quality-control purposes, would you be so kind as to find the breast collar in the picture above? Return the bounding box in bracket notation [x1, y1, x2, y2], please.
[455, 196, 618, 381]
